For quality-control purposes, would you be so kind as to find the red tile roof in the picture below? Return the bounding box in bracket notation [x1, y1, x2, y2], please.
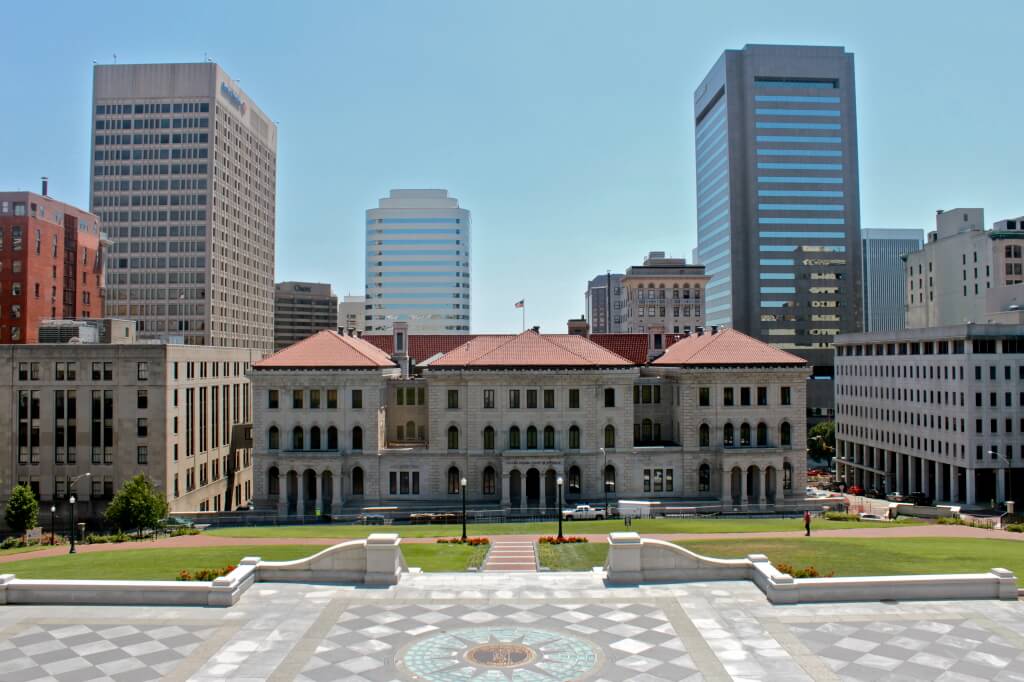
[652, 328, 807, 367]
[254, 330, 397, 369]
[363, 334, 477, 363]
[589, 334, 649, 365]
[430, 330, 634, 368]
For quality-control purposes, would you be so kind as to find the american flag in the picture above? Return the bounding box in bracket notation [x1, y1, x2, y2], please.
[514, 299, 524, 309]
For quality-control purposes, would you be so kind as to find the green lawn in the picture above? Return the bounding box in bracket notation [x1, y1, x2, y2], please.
[206, 517, 917, 540]
[0, 544, 59, 558]
[537, 537, 1024, 582]
[537, 543, 608, 571]
[402, 543, 488, 572]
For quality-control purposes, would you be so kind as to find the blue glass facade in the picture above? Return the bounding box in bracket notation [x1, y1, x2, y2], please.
[694, 92, 732, 326]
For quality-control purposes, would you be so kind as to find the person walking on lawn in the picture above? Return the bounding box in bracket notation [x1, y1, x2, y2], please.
[804, 510, 812, 536]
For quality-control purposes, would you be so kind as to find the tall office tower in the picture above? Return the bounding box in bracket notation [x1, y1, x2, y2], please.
[274, 282, 338, 351]
[584, 273, 625, 333]
[91, 63, 277, 353]
[365, 189, 470, 334]
[0, 188, 106, 343]
[861, 228, 923, 331]
[694, 44, 863, 418]
[337, 294, 366, 334]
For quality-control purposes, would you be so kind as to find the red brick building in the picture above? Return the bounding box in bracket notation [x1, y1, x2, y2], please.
[0, 191, 105, 343]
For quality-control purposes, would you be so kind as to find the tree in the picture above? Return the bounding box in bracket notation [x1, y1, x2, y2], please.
[5, 484, 39, 537]
[104, 474, 169, 538]
[808, 421, 835, 462]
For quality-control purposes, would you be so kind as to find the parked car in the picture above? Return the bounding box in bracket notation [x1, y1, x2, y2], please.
[858, 512, 887, 521]
[864, 488, 886, 499]
[886, 491, 933, 506]
[561, 504, 605, 520]
[847, 485, 864, 496]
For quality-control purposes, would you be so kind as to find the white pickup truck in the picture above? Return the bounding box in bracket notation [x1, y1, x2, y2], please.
[561, 504, 605, 520]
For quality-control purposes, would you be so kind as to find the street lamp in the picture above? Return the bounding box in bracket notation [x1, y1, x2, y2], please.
[988, 451, 1014, 513]
[460, 477, 468, 542]
[49, 505, 56, 546]
[556, 476, 564, 541]
[68, 472, 91, 554]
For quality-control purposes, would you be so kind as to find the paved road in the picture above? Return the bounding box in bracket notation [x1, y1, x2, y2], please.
[1, 523, 1021, 565]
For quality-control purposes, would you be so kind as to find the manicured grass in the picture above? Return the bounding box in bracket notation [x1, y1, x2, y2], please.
[401, 543, 488, 572]
[0, 545, 316, 580]
[537, 537, 1024, 582]
[206, 517, 918, 540]
[537, 543, 608, 572]
[0, 544, 60, 558]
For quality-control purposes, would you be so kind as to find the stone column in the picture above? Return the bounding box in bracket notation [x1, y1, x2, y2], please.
[951, 466, 960, 503]
[501, 474, 510, 510]
[332, 469, 344, 514]
[518, 474, 526, 513]
[721, 470, 731, 508]
[296, 473, 306, 518]
[965, 470, 976, 506]
[895, 455, 904, 494]
[760, 469, 769, 507]
[541, 474, 548, 514]
[277, 471, 289, 517]
[315, 472, 323, 515]
[935, 464, 945, 504]
[740, 467, 748, 506]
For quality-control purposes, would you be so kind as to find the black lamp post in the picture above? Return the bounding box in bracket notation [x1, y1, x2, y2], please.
[50, 505, 56, 545]
[68, 472, 91, 554]
[557, 476, 564, 541]
[460, 477, 468, 542]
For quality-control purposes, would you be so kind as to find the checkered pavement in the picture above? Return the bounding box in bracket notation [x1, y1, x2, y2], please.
[788, 617, 1024, 681]
[297, 601, 701, 682]
[0, 622, 216, 681]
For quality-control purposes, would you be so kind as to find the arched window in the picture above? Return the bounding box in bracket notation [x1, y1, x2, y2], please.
[604, 424, 615, 449]
[723, 423, 734, 447]
[327, 426, 338, 450]
[352, 466, 364, 495]
[482, 466, 496, 495]
[406, 421, 416, 439]
[780, 421, 792, 447]
[568, 465, 581, 494]
[568, 425, 581, 449]
[268, 426, 279, 450]
[694, 284, 702, 299]
[756, 422, 767, 447]
[683, 283, 691, 299]
[483, 426, 495, 450]
[352, 426, 363, 451]
[268, 466, 280, 495]
[447, 426, 459, 450]
[604, 464, 616, 493]
[740, 422, 751, 447]
[310, 426, 321, 450]
[447, 466, 461, 494]
[699, 423, 710, 448]
[699, 463, 710, 492]
[526, 426, 538, 450]
[292, 426, 304, 450]
[783, 462, 793, 490]
[544, 426, 555, 449]
[509, 426, 521, 450]
[641, 419, 653, 442]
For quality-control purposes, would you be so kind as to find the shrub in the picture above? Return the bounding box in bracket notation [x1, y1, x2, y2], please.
[85, 531, 132, 544]
[170, 527, 201, 537]
[435, 537, 489, 545]
[823, 512, 858, 522]
[775, 562, 835, 578]
[176, 565, 236, 582]
[937, 516, 965, 525]
[1006, 523, 1024, 533]
[4, 485, 39, 537]
[1, 536, 26, 549]
[538, 536, 589, 544]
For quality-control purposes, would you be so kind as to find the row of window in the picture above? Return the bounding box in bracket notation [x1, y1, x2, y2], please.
[16, 361, 143, 382]
[699, 385, 792, 407]
[269, 389, 363, 410]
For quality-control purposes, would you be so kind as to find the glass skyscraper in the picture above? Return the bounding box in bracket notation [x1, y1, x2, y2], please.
[694, 44, 863, 417]
[365, 189, 470, 334]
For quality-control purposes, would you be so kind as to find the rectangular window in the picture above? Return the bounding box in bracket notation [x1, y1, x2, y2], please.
[509, 389, 520, 408]
[665, 469, 673, 492]
[641, 385, 652, 404]
[137, 446, 147, 464]
[527, 389, 538, 409]
[724, 387, 734, 406]
[643, 469, 651, 493]
[544, 389, 555, 408]
[327, 389, 338, 409]
[483, 389, 495, 409]
[292, 390, 303, 409]
[137, 362, 148, 380]
[653, 469, 664, 492]
[352, 389, 362, 409]
[447, 390, 459, 409]
[740, 387, 751, 406]
[757, 386, 768, 405]
[268, 390, 279, 409]
[568, 389, 579, 409]
[699, 387, 710, 406]
[137, 417, 148, 437]
[309, 389, 321, 409]
[406, 387, 416, 405]
[605, 387, 616, 407]
[137, 390, 147, 409]
[781, 386, 792, 405]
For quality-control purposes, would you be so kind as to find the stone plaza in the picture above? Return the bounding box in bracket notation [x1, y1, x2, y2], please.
[1, 571, 1023, 681]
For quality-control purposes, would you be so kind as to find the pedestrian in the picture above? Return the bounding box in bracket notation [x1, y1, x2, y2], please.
[803, 510, 811, 537]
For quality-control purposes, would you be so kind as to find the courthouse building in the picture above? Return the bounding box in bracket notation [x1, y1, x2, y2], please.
[251, 324, 808, 514]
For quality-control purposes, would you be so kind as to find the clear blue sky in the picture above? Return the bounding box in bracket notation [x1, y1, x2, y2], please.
[3, 1, 1022, 334]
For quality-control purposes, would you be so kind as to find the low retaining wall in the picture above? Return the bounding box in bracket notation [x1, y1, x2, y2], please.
[605, 532, 1018, 604]
[0, 533, 403, 608]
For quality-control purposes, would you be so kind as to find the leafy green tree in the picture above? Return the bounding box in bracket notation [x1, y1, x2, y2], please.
[808, 421, 835, 462]
[4, 484, 39, 537]
[104, 474, 169, 538]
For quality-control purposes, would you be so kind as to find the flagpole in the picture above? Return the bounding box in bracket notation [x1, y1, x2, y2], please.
[522, 301, 525, 332]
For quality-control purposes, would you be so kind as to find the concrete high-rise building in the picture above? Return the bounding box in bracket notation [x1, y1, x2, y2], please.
[91, 63, 277, 353]
[861, 228, 924, 331]
[337, 294, 365, 334]
[0, 189, 106, 343]
[694, 44, 863, 418]
[622, 252, 710, 339]
[365, 189, 470, 334]
[905, 209, 1024, 328]
[584, 273, 625, 334]
[274, 282, 338, 351]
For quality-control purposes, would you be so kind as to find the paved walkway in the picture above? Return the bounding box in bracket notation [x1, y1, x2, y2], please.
[1, 572, 1023, 681]
[2, 523, 1021, 565]
[482, 538, 536, 571]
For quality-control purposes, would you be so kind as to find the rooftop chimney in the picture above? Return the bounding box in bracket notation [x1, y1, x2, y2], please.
[711, 325, 719, 334]
[41, 177, 48, 196]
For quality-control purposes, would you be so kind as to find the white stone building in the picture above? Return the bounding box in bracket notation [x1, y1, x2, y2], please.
[251, 325, 808, 515]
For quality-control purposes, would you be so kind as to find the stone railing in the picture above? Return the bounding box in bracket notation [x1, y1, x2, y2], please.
[0, 533, 404, 608]
[605, 532, 1018, 603]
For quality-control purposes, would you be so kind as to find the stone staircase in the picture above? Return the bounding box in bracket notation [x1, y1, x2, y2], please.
[482, 538, 537, 571]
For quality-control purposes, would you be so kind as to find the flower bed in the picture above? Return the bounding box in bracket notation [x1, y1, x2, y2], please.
[435, 537, 490, 545]
[176, 565, 236, 581]
[538, 536, 588, 544]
